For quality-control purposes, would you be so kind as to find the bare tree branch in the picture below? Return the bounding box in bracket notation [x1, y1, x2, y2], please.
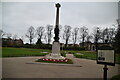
[6, 33, 12, 39]
[63, 25, 72, 47]
[46, 25, 53, 44]
[72, 27, 79, 46]
[0, 29, 5, 38]
[80, 26, 88, 47]
[36, 26, 44, 44]
[13, 34, 18, 40]
[26, 26, 35, 44]
[92, 27, 101, 51]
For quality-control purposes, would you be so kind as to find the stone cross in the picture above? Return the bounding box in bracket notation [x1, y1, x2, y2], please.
[54, 3, 61, 42]
[45, 3, 65, 59]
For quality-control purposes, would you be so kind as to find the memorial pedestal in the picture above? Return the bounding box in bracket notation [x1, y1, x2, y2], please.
[45, 42, 65, 59]
[44, 3, 65, 60]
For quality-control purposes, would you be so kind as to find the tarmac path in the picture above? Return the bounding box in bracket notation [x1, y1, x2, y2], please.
[2, 54, 119, 78]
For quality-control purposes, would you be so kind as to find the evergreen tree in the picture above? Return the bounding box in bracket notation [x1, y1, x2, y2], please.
[36, 38, 42, 44]
[114, 19, 120, 53]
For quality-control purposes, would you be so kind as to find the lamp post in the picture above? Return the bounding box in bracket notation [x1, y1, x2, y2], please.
[95, 27, 99, 52]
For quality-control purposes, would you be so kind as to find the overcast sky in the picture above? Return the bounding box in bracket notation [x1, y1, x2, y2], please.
[2, 2, 118, 44]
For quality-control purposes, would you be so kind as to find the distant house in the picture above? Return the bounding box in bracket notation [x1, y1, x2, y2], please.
[2, 38, 23, 46]
[14, 39, 23, 45]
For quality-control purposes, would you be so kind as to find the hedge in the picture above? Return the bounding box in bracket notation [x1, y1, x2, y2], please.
[61, 46, 85, 51]
[2, 43, 85, 51]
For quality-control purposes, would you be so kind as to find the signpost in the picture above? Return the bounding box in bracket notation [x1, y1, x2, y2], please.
[97, 45, 115, 80]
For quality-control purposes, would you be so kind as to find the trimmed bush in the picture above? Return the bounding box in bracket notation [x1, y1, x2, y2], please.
[61, 52, 66, 57]
[61, 46, 85, 51]
[35, 44, 52, 49]
[21, 44, 52, 50]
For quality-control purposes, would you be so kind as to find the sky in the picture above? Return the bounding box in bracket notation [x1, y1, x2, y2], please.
[2, 2, 118, 44]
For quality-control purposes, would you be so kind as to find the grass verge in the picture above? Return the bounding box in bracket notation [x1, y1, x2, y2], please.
[73, 51, 120, 64]
[2, 47, 120, 64]
[2, 47, 50, 57]
[73, 51, 96, 60]
[111, 74, 120, 80]
[61, 51, 66, 57]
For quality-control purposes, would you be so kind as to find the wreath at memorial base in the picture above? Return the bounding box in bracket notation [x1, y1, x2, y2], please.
[36, 58, 73, 64]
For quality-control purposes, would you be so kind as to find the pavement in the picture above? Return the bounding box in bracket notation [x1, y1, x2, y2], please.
[2, 54, 120, 78]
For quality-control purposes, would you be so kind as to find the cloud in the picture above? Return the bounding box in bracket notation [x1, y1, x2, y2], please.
[2, 2, 118, 43]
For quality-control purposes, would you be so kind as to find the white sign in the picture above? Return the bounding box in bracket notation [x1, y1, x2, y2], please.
[97, 50, 114, 64]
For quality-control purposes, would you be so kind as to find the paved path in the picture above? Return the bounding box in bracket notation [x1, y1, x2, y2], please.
[2, 56, 119, 78]
[66, 54, 80, 64]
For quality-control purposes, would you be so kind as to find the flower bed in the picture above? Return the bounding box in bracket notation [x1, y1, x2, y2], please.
[36, 58, 73, 64]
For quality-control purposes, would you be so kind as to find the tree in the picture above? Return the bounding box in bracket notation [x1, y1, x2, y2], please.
[86, 35, 93, 42]
[0, 29, 5, 38]
[63, 25, 72, 47]
[44, 35, 48, 44]
[72, 27, 79, 46]
[0, 29, 5, 46]
[20, 36, 24, 43]
[46, 25, 53, 44]
[93, 27, 101, 52]
[101, 28, 116, 44]
[108, 28, 116, 43]
[114, 19, 120, 52]
[80, 26, 88, 47]
[26, 26, 35, 44]
[6, 33, 12, 39]
[101, 28, 108, 43]
[36, 26, 44, 44]
[13, 34, 18, 40]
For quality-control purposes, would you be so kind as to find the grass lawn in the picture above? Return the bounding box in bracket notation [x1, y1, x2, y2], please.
[2, 47, 51, 57]
[73, 51, 96, 60]
[63, 50, 96, 60]
[2, 47, 120, 64]
[116, 54, 120, 64]
[69, 50, 120, 64]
